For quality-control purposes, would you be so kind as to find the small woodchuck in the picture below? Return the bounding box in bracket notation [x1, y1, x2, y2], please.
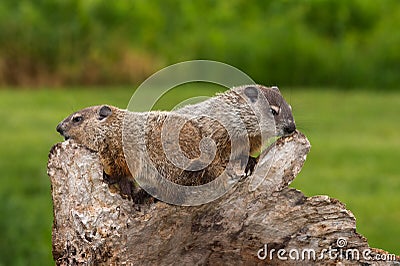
[56, 85, 295, 204]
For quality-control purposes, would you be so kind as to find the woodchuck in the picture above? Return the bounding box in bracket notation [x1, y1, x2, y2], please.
[56, 85, 295, 204]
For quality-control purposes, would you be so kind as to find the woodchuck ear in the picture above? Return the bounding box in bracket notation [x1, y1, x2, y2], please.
[244, 86, 259, 103]
[99, 105, 112, 120]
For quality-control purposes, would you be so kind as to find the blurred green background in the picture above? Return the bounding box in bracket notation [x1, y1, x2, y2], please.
[0, 0, 399, 265]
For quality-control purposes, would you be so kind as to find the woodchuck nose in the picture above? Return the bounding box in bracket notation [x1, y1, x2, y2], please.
[56, 85, 295, 204]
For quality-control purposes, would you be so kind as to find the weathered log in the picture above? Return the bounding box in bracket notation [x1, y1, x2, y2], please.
[47, 131, 399, 265]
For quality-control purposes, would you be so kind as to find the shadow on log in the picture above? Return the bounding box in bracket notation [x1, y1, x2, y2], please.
[47, 131, 399, 265]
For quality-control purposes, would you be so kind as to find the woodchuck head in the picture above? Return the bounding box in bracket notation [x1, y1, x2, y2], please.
[259, 86, 296, 136]
[236, 85, 296, 137]
[56, 105, 124, 152]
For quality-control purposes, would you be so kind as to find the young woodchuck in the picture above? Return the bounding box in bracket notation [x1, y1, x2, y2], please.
[56, 85, 295, 204]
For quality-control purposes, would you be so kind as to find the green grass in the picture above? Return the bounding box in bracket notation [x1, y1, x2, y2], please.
[0, 86, 399, 265]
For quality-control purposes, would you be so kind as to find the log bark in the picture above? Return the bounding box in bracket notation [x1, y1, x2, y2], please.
[47, 131, 399, 265]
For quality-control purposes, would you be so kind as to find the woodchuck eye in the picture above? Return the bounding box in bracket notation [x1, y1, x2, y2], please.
[244, 86, 259, 103]
[270, 105, 280, 116]
[99, 105, 112, 120]
[72, 116, 83, 124]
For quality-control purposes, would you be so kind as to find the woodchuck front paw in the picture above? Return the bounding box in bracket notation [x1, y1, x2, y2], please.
[103, 171, 155, 204]
[245, 156, 258, 177]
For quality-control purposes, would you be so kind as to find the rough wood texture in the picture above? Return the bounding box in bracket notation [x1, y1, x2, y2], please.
[48, 131, 399, 265]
